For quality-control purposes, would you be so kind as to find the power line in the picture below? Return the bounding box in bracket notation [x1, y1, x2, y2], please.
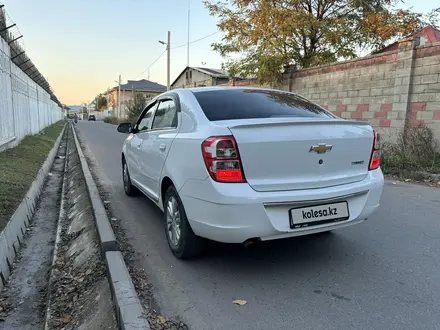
[172, 31, 220, 49]
[133, 50, 166, 79]
[132, 31, 221, 80]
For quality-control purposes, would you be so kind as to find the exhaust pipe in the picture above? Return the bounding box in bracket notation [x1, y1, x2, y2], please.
[243, 238, 259, 247]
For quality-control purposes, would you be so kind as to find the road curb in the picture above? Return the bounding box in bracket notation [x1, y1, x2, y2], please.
[71, 124, 150, 330]
[106, 251, 150, 330]
[71, 123, 118, 253]
[0, 123, 66, 291]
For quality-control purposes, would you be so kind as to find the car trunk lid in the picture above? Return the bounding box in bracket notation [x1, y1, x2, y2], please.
[222, 118, 374, 192]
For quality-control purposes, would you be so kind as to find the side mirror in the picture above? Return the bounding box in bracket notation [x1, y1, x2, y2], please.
[117, 122, 132, 134]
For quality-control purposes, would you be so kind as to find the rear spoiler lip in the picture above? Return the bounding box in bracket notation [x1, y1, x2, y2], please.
[217, 119, 372, 130]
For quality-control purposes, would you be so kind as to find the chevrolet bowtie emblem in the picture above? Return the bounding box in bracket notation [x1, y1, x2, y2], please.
[310, 143, 333, 154]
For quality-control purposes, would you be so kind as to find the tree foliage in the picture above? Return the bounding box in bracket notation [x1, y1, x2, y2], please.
[95, 94, 108, 111]
[126, 93, 147, 122]
[204, 0, 439, 82]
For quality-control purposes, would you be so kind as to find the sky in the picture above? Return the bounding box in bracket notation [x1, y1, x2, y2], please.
[1, 0, 437, 106]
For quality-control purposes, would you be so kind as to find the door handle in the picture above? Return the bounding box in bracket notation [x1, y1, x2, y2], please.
[159, 144, 167, 152]
[137, 143, 142, 149]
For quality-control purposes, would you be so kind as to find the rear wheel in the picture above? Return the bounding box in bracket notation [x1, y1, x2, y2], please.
[164, 185, 204, 259]
[122, 158, 139, 196]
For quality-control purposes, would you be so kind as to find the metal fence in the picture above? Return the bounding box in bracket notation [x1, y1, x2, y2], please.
[0, 7, 63, 151]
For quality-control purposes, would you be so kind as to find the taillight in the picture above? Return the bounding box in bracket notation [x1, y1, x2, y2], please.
[201, 136, 246, 183]
[369, 130, 381, 170]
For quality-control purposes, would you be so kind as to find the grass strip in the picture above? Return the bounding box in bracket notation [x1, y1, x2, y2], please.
[0, 121, 65, 230]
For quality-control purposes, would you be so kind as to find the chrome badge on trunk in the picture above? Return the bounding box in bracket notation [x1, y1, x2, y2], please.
[309, 143, 332, 154]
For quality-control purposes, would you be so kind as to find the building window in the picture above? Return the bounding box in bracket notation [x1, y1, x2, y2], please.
[189, 70, 192, 79]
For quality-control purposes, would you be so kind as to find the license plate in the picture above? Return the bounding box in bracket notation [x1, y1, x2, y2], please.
[289, 201, 349, 229]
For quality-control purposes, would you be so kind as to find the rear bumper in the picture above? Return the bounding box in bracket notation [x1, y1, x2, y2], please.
[179, 169, 384, 243]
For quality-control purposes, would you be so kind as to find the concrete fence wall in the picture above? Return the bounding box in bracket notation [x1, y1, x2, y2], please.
[0, 38, 63, 152]
[222, 36, 440, 143]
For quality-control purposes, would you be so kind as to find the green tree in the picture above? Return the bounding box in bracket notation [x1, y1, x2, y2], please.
[126, 94, 147, 122]
[95, 94, 108, 111]
[204, 0, 439, 83]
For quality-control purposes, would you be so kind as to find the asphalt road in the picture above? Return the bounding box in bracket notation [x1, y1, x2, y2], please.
[76, 121, 440, 330]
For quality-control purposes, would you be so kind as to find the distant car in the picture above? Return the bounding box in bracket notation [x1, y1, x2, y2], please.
[88, 115, 96, 121]
[117, 87, 384, 259]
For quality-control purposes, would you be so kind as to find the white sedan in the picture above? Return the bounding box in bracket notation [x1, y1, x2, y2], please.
[117, 87, 384, 259]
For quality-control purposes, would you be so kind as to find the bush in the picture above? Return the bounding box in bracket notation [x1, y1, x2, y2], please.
[381, 124, 440, 174]
[103, 116, 119, 125]
[126, 94, 147, 122]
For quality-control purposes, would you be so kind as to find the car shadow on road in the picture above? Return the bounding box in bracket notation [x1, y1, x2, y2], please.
[201, 232, 356, 271]
[133, 192, 365, 281]
[140, 191, 358, 267]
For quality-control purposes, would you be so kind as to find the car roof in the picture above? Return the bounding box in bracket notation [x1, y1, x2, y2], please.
[171, 86, 286, 95]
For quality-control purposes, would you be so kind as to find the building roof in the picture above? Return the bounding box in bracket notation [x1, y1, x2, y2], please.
[192, 67, 229, 78]
[171, 66, 229, 87]
[374, 25, 440, 54]
[112, 79, 167, 92]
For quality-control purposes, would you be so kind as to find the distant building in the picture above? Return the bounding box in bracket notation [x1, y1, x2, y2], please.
[373, 25, 440, 54]
[171, 67, 231, 89]
[66, 105, 83, 113]
[107, 79, 167, 119]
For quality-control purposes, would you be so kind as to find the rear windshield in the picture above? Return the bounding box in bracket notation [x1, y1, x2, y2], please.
[192, 89, 334, 121]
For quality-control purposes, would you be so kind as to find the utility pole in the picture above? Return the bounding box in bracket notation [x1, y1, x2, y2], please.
[117, 75, 121, 119]
[167, 31, 171, 90]
[159, 31, 171, 91]
[187, 0, 190, 67]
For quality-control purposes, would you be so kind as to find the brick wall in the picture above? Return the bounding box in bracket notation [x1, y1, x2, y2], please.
[220, 36, 440, 143]
[408, 45, 440, 137]
[287, 51, 399, 137]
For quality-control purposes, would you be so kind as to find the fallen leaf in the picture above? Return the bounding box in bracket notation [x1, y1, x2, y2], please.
[62, 315, 72, 324]
[233, 299, 247, 306]
[157, 315, 167, 324]
[404, 179, 411, 182]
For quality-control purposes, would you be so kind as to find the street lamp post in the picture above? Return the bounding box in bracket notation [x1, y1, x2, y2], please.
[159, 31, 171, 91]
[187, 0, 190, 67]
[114, 75, 121, 118]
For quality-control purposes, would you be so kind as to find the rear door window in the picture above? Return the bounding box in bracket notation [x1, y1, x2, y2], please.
[192, 89, 334, 121]
[151, 99, 177, 130]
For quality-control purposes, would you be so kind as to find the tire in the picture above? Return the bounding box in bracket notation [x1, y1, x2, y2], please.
[122, 158, 139, 197]
[164, 185, 204, 259]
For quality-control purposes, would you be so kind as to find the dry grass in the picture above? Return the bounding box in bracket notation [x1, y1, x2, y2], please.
[103, 116, 120, 125]
[381, 124, 440, 175]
